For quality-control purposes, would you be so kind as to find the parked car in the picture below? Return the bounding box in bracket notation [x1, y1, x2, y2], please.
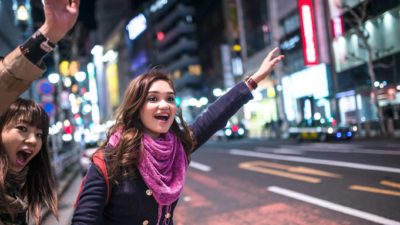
[288, 118, 357, 142]
[215, 120, 247, 140]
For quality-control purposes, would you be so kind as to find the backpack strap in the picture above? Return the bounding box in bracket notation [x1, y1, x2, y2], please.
[92, 150, 111, 204]
[74, 149, 111, 208]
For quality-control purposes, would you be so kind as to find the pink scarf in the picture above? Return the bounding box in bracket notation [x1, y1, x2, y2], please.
[109, 130, 188, 225]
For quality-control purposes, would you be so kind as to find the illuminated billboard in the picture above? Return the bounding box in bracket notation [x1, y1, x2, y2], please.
[298, 0, 319, 65]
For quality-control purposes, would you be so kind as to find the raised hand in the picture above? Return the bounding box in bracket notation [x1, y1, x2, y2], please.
[38, 0, 80, 43]
[252, 47, 284, 83]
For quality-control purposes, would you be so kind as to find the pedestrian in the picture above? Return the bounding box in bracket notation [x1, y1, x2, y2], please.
[72, 48, 284, 225]
[384, 104, 395, 136]
[0, 98, 56, 225]
[0, 0, 79, 224]
[0, 0, 80, 115]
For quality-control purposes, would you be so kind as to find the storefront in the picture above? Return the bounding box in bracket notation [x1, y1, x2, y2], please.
[337, 85, 400, 136]
[282, 63, 332, 125]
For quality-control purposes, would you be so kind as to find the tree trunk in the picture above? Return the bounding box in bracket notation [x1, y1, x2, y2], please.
[366, 45, 387, 136]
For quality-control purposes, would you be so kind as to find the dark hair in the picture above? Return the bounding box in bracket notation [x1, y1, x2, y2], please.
[102, 70, 195, 183]
[0, 98, 57, 225]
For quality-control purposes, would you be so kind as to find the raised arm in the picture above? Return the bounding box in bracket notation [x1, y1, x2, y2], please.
[39, 0, 80, 43]
[0, 0, 79, 115]
[190, 48, 284, 150]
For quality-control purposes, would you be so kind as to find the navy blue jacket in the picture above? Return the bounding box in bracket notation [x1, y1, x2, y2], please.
[72, 82, 253, 225]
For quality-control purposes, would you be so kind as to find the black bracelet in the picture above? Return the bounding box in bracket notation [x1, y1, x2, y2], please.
[244, 76, 258, 90]
[20, 30, 57, 64]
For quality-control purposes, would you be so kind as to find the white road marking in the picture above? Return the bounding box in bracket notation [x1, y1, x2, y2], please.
[189, 161, 212, 172]
[256, 147, 304, 155]
[278, 144, 400, 155]
[268, 186, 400, 225]
[230, 149, 400, 174]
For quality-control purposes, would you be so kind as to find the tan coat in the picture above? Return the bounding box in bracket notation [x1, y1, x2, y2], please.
[0, 48, 44, 115]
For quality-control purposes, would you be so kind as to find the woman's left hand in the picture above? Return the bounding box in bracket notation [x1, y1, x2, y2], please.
[251, 47, 284, 83]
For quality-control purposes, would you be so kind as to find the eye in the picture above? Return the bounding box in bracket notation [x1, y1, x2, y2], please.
[16, 125, 28, 132]
[36, 132, 43, 138]
[167, 96, 175, 103]
[148, 96, 157, 102]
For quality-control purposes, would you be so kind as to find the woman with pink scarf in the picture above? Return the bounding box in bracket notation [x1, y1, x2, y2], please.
[72, 48, 284, 225]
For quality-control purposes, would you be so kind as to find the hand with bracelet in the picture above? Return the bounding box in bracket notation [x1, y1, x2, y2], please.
[0, 0, 80, 115]
[21, 0, 80, 64]
[244, 47, 285, 91]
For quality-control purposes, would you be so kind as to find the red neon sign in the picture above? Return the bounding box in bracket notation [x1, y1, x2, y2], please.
[331, 16, 344, 38]
[298, 0, 319, 65]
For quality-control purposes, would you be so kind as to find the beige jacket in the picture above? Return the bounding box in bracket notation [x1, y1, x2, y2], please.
[0, 48, 44, 115]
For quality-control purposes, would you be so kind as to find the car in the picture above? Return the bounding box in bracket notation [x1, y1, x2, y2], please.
[288, 118, 357, 142]
[215, 120, 247, 140]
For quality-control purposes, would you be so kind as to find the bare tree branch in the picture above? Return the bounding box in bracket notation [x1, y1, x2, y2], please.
[374, 62, 394, 69]
[345, 52, 364, 62]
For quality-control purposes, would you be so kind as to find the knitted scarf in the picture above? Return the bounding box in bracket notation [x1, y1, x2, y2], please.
[0, 168, 28, 225]
[109, 131, 188, 225]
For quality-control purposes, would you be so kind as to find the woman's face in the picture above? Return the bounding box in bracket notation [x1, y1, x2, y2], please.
[140, 80, 177, 139]
[1, 121, 43, 172]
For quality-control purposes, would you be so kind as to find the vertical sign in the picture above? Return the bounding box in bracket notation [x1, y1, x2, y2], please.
[331, 16, 344, 38]
[298, 0, 319, 65]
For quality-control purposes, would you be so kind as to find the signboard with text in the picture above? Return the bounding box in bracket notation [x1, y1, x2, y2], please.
[298, 0, 319, 65]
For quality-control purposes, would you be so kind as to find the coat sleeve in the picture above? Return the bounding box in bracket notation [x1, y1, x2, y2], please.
[189, 82, 253, 151]
[71, 164, 108, 225]
[0, 48, 44, 115]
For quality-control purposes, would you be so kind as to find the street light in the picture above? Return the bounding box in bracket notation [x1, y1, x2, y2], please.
[12, 0, 31, 35]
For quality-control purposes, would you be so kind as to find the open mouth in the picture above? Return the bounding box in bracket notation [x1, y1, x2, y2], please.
[16, 150, 32, 166]
[154, 115, 170, 121]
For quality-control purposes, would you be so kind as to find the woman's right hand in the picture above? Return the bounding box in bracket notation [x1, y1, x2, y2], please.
[38, 0, 80, 43]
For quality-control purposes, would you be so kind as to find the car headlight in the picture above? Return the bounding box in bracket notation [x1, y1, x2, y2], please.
[352, 126, 358, 132]
[327, 127, 334, 134]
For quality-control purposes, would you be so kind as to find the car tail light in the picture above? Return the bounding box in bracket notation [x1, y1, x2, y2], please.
[232, 125, 239, 132]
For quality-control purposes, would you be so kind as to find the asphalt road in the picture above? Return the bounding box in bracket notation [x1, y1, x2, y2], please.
[43, 138, 400, 225]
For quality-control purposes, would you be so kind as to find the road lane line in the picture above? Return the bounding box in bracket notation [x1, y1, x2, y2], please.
[230, 149, 400, 174]
[268, 186, 400, 225]
[381, 180, 400, 189]
[349, 185, 400, 197]
[239, 162, 321, 183]
[256, 147, 304, 155]
[241, 161, 341, 178]
[277, 145, 400, 155]
[189, 161, 212, 172]
[289, 167, 341, 178]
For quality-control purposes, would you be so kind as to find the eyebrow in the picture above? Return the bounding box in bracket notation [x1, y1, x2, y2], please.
[147, 91, 175, 95]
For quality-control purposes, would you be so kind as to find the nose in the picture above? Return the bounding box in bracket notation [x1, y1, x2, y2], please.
[25, 133, 38, 146]
[158, 100, 170, 110]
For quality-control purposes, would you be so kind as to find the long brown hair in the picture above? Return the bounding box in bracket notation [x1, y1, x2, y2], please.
[0, 98, 57, 225]
[102, 70, 195, 183]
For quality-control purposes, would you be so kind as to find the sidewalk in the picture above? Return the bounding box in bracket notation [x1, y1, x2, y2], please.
[38, 163, 81, 225]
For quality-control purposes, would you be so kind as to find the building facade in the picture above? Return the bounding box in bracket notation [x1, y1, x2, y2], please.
[329, 0, 400, 136]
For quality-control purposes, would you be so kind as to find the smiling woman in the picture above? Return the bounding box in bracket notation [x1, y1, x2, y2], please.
[0, 98, 57, 225]
[72, 48, 284, 225]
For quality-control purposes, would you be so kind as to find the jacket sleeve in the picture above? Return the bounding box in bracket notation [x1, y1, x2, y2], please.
[0, 48, 44, 115]
[71, 164, 108, 225]
[189, 82, 253, 151]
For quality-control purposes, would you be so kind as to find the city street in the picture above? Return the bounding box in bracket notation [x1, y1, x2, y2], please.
[44, 138, 400, 225]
